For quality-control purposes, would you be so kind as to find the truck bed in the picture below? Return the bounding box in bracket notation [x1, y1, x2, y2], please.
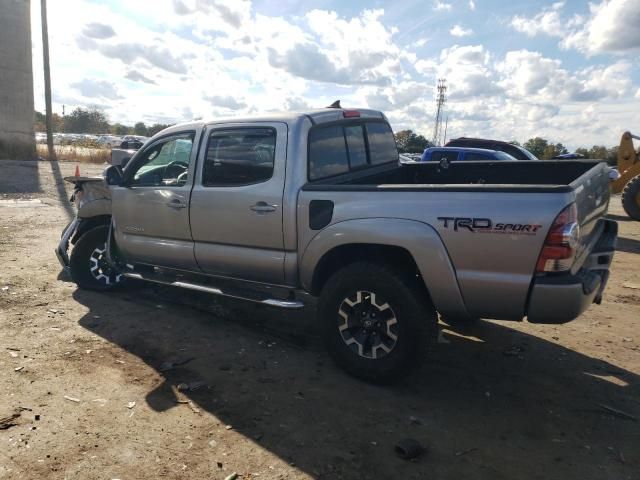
[299, 160, 612, 321]
[305, 160, 602, 192]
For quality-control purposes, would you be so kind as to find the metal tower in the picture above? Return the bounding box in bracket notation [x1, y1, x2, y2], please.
[431, 78, 447, 146]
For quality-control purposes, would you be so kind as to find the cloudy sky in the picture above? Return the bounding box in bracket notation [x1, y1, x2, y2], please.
[31, 0, 640, 148]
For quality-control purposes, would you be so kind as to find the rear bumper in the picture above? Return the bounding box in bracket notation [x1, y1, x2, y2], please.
[527, 219, 617, 324]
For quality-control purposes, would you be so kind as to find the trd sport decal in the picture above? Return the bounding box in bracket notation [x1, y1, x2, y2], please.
[437, 217, 542, 235]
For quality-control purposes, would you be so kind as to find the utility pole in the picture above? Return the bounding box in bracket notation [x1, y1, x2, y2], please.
[431, 78, 447, 146]
[442, 116, 448, 145]
[41, 0, 56, 160]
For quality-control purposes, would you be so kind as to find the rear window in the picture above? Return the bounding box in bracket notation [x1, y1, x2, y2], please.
[308, 121, 398, 181]
[366, 122, 398, 165]
[308, 126, 349, 180]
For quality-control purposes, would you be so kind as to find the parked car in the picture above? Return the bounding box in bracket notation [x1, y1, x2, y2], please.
[421, 147, 517, 162]
[553, 153, 585, 160]
[399, 153, 422, 163]
[56, 106, 616, 383]
[446, 137, 538, 160]
[110, 136, 148, 167]
[97, 135, 123, 148]
[120, 135, 148, 150]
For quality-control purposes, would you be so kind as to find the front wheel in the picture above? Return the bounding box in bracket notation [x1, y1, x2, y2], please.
[69, 225, 124, 291]
[318, 262, 437, 383]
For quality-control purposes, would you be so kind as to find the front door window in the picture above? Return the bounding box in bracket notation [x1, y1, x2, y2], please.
[128, 133, 195, 187]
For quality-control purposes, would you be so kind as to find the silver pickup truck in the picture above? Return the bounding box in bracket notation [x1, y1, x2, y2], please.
[56, 106, 617, 382]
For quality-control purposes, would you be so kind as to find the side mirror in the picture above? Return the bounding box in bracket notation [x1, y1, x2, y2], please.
[104, 165, 124, 186]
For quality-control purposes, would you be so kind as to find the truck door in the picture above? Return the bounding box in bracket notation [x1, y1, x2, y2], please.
[111, 130, 200, 270]
[189, 122, 287, 284]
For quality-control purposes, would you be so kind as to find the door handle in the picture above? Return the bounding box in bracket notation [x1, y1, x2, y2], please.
[167, 199, 187, 209]
[250, 201, 277, 213]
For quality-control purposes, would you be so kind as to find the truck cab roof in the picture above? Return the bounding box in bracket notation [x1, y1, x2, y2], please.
[157, 107, 386, 139]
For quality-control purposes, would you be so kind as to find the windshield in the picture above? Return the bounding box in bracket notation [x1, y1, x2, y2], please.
[495, 151, 517, 160]
[514, 145, 538, 160]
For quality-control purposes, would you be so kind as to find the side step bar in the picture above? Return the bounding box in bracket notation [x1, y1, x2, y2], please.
[122, 272, 305, 309]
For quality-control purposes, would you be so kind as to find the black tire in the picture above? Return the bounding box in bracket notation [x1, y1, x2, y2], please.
[69, 225, 123, 291]
[318, 261, 437, 383]
[621, 174, 640, 221]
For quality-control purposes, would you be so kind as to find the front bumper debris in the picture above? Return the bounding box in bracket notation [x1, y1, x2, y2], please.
[55, 218, 78, 269]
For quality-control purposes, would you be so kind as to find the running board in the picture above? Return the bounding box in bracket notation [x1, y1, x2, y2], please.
[122, 272, 305, 309]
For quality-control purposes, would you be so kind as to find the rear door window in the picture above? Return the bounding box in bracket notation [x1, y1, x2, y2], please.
[203, 128, 276, 186]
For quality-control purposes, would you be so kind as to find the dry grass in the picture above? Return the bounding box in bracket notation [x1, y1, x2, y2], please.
[36, 144, 110, 164]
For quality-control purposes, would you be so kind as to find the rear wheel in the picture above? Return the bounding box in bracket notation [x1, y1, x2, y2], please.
[621, 174, 640, 221]
[70, 225, 123, 291]
[318, 262, 437, 383]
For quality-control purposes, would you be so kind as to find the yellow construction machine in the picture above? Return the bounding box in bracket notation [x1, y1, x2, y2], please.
[611, 131, 640, 220]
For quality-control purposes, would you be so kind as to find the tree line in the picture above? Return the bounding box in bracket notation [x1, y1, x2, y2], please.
[35, 109, 622, 163]
[394, 129, 620, 163]
[34, 107, 172, 137]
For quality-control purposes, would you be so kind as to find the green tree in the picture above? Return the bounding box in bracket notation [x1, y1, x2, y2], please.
[64, 107, 109, 133]
[134, 122, 148, 136]
[587, 145, 608, 160]
[111, 123, 131, 135]
[34, 110, 63, 132]
[523, 137, 549, 159]
[606, 146, 618, 166]
[147, 123, 172, 136]
[394, 130, 433, 153]
[541, 143, 568, 159]
[575, 147, 589, 157]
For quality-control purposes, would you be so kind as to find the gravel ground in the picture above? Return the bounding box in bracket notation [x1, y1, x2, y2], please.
[0, 159, 639, 480]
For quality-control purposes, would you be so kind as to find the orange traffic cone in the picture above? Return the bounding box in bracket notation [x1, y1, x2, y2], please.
[74, 164, 80, 177]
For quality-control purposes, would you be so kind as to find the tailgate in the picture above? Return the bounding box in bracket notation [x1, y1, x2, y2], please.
[570, 161, 611, 272]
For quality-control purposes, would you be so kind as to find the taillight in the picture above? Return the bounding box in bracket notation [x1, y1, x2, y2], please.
[536, 204, 580, 273]
[343, 110, 360, 118]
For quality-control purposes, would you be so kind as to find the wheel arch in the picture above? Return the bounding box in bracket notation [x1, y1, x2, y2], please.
[71, 214, 111, 244]
[300, 218, 471, 319]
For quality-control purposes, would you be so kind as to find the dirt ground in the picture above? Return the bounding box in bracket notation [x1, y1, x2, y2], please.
[0, 159, 638, 480]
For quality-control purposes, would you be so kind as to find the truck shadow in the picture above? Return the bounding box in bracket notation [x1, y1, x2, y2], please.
[72, 286, 639, 479]
[616, 236, 640, 254]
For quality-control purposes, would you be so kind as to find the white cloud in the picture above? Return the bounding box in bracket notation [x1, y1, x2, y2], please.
[496, 49, 631, 102]
[561, 0, 640, 55]
[511, 0, 640, 56]
[450, 25, 473, 37]
[410, 38, 428, 48]
[468, 0, 476, 10]
[434, 1, 452, 12]
[71, 79, 122, 100]
[27, 0, 639, 148]
[510, 2, 570, 38]
[205, 95, 247, 110]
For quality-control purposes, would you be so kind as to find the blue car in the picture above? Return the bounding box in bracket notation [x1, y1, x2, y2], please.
[421, 147, 517, 162]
